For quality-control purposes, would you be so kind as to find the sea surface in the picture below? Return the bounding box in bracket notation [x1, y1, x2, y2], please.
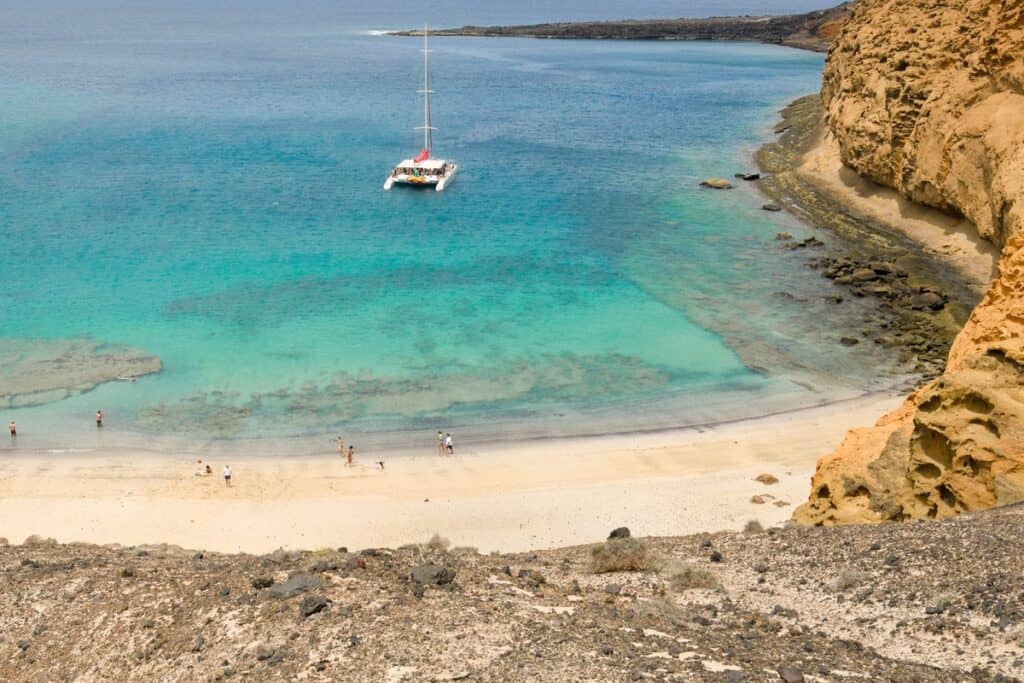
[0, 1, 897, 454]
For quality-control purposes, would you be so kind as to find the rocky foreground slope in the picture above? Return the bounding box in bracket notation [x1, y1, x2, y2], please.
[3, 509, 1024, 681]
[794, 0, 1024, 524]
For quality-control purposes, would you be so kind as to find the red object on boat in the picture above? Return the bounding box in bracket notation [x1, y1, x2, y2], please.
[414, 149, 430, 163]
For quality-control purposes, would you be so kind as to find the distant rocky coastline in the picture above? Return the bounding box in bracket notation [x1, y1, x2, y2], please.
[392, 3, 851, 53]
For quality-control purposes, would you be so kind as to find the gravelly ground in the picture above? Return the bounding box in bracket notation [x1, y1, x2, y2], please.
[2, 505, 1023, 681]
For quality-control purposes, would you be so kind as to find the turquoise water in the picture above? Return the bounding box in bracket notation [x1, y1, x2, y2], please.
[0, 4, 895, 451]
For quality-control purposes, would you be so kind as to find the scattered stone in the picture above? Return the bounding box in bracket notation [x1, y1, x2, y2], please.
[840, 336, 859, 346]
[251, 576, 273, 589]
[710, 551, 724, 563]
[750, 495, 766, 504]
[299, 594, 329, 618]
[754, 473, 779, 485]
[762, 202, 783, 211]
[266, 573, 321, 599]
[608, 527, 631, 539]
[410, 564, 456, 586]
[775, 232, 793, 240]
[699, 178, 734, 189]
[778, 665, 805, 682]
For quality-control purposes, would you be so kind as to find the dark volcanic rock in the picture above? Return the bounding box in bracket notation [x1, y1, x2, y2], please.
[410, 564, 456, 586]
[608, 527, 631, 539]
[266, 573, 321, 599]
[299, 594, 329, 618]
[251, 576, 273, 589]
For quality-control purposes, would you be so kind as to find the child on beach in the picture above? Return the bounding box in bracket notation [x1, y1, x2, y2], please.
[437, 430, 444, 456]
[346, 445, 354, 467]
[223, 465, 232, 486]
[337, 436, 345, 458]
[445, 433, 453, 455]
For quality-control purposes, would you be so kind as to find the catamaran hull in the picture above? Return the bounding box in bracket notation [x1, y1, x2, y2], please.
[383, 164, 458, 192]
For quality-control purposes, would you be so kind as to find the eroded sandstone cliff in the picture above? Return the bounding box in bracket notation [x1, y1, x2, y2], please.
[795, 0, 1024, 524]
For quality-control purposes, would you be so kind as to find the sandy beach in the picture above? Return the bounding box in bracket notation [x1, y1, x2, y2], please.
[0, 392, 902, 553]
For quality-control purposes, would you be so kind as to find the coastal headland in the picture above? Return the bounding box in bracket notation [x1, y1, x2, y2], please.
[392, 3, 851, 52]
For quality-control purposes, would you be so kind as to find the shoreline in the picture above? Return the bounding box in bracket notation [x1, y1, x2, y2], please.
[0, 391, 903, 553]
[754, 95, 987, 382]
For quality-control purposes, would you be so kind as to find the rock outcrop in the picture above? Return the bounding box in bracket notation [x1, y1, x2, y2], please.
[796, 0, 1024, 524]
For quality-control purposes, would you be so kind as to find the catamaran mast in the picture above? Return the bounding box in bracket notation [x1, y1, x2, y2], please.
[416, 24, 436, 156]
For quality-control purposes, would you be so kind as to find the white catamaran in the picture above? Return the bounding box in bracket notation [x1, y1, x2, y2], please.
[384, 25, 457, 192]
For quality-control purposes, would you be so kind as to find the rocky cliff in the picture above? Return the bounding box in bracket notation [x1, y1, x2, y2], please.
[795, 0, 1024, 524]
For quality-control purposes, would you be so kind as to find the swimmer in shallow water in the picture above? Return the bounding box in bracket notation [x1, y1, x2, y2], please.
[8, 420, 16, 438]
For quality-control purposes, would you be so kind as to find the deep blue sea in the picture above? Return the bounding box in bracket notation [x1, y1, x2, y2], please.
[1, 1, 898, 453]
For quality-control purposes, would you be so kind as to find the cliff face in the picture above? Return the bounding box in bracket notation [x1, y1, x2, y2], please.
[795, 0, 1024, 524]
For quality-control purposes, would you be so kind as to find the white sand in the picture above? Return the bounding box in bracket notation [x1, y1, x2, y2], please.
[0, 392, 903, 553]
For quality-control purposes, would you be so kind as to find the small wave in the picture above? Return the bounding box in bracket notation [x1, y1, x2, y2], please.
[46, 448, 97, 454]
[362, 29, 394, 36]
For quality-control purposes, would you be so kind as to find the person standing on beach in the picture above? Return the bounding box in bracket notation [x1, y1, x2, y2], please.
[346, 445, 354, 467]
[437, 430, 444, 455]
[445, 432, 453, 455]
[223, 464, 232, 486]
[8, 420, 16, 438]
[337, 435, 345, 459]
[96, 410, 104, 428]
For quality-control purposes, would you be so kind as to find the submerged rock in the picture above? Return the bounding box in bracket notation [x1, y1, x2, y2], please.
[0, 338, 161, 409]
[699, 178, 734, 189]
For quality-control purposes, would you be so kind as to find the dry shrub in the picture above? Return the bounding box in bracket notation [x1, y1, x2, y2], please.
[743, 519, 764, 533]
[830, 568, 870, 592]
[590, 537, 657, 574]
[666, 562, 721, 591]
[426, 534, 451, 551]
[23, 535, 57, 547]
